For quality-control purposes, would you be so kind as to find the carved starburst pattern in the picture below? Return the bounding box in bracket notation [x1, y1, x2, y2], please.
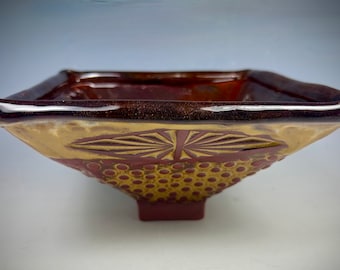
[69, 129, 281, 161]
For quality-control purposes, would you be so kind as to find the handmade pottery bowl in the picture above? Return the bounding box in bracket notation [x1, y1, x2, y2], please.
[1, 70, 339, 220]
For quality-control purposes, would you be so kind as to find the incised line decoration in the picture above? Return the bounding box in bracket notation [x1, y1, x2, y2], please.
[68, 129, 281, 161]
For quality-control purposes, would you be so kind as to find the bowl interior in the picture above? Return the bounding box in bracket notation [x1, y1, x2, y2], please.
[29, 70, 339, 103]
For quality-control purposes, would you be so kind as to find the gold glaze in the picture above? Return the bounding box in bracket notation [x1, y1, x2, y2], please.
[68, 129, 281, 161]
[5, 119, 337, 159]
[4, 120, 338, 202]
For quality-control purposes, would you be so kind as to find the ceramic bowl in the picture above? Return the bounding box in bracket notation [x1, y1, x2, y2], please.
[1, 70, 339, 220]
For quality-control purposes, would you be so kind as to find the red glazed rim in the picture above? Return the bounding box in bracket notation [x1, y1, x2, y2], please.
[0, 70, 339, 124]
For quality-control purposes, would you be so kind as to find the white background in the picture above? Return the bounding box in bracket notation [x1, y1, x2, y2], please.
[0, 0, 339, 269]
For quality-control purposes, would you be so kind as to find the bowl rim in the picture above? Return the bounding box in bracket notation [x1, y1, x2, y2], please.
[1, 69, 339, 124]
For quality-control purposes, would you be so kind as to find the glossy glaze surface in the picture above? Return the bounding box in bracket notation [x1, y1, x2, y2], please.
[1, 70, 339, 220]
[7, 70, 340, 103]
[1, 70, 339, 125]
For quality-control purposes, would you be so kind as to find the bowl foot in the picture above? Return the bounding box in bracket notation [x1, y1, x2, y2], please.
[137, 200, 206, 221]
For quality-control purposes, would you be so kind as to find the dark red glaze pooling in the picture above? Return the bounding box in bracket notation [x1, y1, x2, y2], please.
[7, 70, 340, 103]
[38, 71, 246, 102]
[1, 70, 339, 221]
[1, 70, 339, 124]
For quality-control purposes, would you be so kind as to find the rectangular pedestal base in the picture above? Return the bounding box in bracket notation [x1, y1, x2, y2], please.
[137, 200, 205, 221]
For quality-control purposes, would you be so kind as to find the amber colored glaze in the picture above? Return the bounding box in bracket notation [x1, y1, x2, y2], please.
[14, 70, 339, 103]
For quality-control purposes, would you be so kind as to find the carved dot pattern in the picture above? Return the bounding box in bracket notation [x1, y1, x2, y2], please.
[80, 153, 282, 203]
